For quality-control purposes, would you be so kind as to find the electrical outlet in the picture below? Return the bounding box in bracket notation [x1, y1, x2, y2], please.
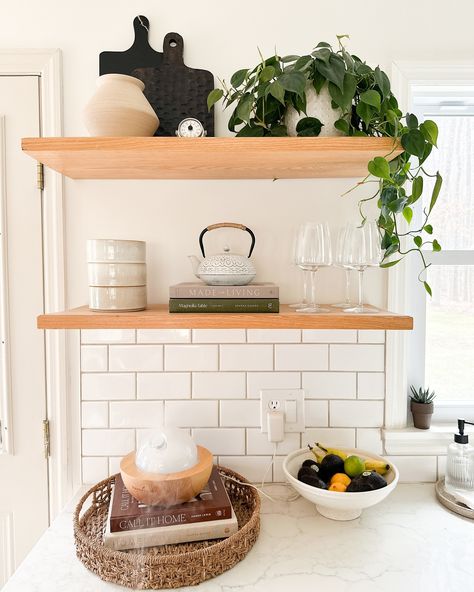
[260, 389, 305, 433]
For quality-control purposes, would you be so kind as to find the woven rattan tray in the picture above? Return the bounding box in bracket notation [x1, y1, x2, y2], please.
[73, 466, 261, 589]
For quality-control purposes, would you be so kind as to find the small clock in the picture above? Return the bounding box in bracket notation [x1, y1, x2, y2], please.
[175, 118, 207, 138]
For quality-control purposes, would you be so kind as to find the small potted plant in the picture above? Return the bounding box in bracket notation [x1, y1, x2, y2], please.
[410, 386, 436, 429]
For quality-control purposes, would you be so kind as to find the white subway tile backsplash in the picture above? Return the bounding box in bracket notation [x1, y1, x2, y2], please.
[305, 400, 329, 427]
[303, 330, 357, 343]
[192, 372, 246, 399]
[81, 345, 108, 372]
[135, 428, 191, 450]
[246, 429, 300, 455]
[82, 457, 109, 484]
[302, 372, 356, 399]
[247, 372, 300, 399]
[437, 456, 447, 479]
[82, 373, 135, 400]
[192, 329, 246, 343]
[356, 428, 383, 454]
[192, 428, 245, 455]
[110, 401, 164, 428]
[165, 345, 218, 371]
[385, 455, 437, 483]
[81, 329, 135, 344]
[137, 329, 190, 343]
[247, 329, 300, 343]
[218, 456, 272, 483]
[358, 330, 385, 344]
[165, 401, 218, 427]
[303, 428, 356, 448]
[358, 373, 385, 400]
[82, 429, 135, 456]
[220, 400, 260, 427]
[82, 402, 108, 428]
[220, 345, 273, 371]
[273, 457, 287, 482]
[330, 400, 384, 428]
[137, 373, 191, 399]
[275, 344, 328, 371]
[109, 457, 122, 475]
[109, 345, 163, 372]
[330, 344, 385, 372]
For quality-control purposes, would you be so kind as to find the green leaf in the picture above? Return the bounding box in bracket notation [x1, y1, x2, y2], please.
[269, 124, 288, 136]
[230, 69, 248, 88]
[235, 124, 265, 137]
[315, 54, 345, 91]
[328, 73, 356, 111]
[236, 93, 254, 124]
[356, 101, 373, 126]
[312, 69, 326, 94]
[414, 236, 423, 248]
[368, 156, 391, 179]
[334, 118, 350, 134]
[311, 47, 331, 62]
[401, 129, 425, 158]
[429, 172, 443, 213]
[406, 113, 418, 129]
[315, 41, 332, 48]
[380, 259, 402, 268]
[281, 55, 300, 63]
[279, 71, 307, 97]
[411, 176, 423, 202]
[423, 224, 433, 234]
[388, 198, 408, 213]
[432, 239, 442, 252]
[424, 282, 432, 297]
[402, 206, 413, 224]
[293, 55, 312, 71]
[207, 88, 224, 111]
[374, 66, 391, 99]
[296, 117, 323, 136]
[420, 120, 438, 146]
[259, 66, 275, 83]
[268, 80, 285, 105]
[360, 90, 381, 110]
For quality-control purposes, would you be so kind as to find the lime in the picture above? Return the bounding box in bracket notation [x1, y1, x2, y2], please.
[344, 455, 365, 478]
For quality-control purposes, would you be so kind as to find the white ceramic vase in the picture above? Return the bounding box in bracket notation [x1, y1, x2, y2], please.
[285, 83, 345, 137]
[83, 74, 159, 137]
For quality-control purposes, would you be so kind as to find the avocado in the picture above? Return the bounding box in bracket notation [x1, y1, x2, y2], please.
[319, 454, 344, 481]
[297, 469, 328, 489]
[302, 459, 319, 469]
[346, 470, 387, 492]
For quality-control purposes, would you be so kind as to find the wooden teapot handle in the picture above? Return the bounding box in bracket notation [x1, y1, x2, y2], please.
[199, 223, 256, 258]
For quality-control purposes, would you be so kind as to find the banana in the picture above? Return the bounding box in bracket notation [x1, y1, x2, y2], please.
[316, 443, 348, 461]
[307, 444, 325, 464]
[364, 459, 390, 475]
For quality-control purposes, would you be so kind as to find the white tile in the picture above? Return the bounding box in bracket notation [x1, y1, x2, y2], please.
[303, 428, 356, 448]
[137, 372, 191, 399]
[165, 401, 218, 427]
[358, 330, 385, 344]
[220, 400, 260, 427]
[165, 345, 218, 371]
[82, 429, 135, 456]
[82, 373, 135, 400]
[218, 456, 272, 483]
[192, 329, 246, 343]
[220, 345, 273, 371]
[302, 330, 357, 343]
[247, 329, 301, 343]
[137, 329, 190, 343]
[305, 400, 329, 427]
[136, 428, 191, 449]
[109, 345, 163, 371]
[246, 429, 300, 455]
[330, 344, 385, 372]
[109, 401, 164, 428]
[302, 372, 356, 399]
[82, 457, 109, 484]
[438, 456, 447, 479]
[385, 455, 437, 483]
[81, 345, 108, 372]
[330, 400, 384, 428]
[109, 457, 122, 475]
[82, 402, 108, 428]
[275, 344, 328, 371]
[192, 372, 246, 399]
[81, 329, 135, 344]
[356, 428, 383, 455]
[358, 373, 385, 399]
[192, 428, 245, 455]
[273, 457, 287, 482]
[247, 372, 300, 399]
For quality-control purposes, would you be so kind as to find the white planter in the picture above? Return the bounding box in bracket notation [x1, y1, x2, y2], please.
[88, 262, 147, 287]
[285, 83, 345, 137]
[83, 74, 159, 137]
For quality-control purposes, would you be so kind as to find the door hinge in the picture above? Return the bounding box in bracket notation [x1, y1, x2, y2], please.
[37, 163, 44, 191]
[43, 419, 50, 458]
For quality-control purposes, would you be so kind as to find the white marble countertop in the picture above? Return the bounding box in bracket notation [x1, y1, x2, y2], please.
[4, 484, 473, 592]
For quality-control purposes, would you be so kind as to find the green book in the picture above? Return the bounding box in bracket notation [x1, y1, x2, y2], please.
[169, 298, 279, 313]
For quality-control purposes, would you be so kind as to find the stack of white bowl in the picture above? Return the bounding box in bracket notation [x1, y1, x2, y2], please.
[87, 239, 147, 311]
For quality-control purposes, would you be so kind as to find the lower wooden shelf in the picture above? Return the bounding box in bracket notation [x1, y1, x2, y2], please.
[37, 304, 413, 330]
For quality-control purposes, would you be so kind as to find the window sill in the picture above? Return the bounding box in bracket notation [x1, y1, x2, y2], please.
[383, 425, 474, 455]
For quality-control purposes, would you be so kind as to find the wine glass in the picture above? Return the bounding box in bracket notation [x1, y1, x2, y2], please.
[295, 222, 332, 313]
[333, 225, 353, 308]
[288, 229, 309, 308]
[342, 222, 382, 313]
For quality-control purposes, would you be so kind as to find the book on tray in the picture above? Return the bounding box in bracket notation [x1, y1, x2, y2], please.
[104, 466, 238, 550]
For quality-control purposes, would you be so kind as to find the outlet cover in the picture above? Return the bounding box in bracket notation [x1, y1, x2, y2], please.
[260, 389, 305, 433]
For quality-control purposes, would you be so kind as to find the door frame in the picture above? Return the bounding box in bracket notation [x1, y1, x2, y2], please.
[0, 50, 77, 520]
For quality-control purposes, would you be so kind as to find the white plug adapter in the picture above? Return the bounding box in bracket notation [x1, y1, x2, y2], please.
[267, 410, 285, 443]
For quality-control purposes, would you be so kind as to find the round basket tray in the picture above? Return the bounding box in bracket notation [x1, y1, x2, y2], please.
[73, 466, 261, 589]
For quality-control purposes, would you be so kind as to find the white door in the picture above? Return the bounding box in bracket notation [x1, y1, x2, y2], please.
[0, 76, 48, 585]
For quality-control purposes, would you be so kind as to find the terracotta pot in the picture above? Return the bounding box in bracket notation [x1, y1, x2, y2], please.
[84, 74, 159, 137]
[410, 401, 434, 429]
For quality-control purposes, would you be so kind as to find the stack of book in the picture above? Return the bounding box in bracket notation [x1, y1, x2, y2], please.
[104, 466, 237, 550]
[169, 282, 279, 313]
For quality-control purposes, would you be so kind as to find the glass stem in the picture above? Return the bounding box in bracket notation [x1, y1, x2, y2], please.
[310, 269, 318, 307]
[302, 270, 308, 304]
[344, 268, 351, 304]
[357, 269, 364, 309]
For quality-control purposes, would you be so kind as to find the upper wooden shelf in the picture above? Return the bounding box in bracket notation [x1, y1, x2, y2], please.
[37, 304, 413, 330]
[22, 137, 402, 180]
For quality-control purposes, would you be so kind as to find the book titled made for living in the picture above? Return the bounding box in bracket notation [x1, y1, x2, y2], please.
[169, 282, 279, 299]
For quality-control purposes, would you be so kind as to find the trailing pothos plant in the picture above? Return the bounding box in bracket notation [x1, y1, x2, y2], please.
[207, 36, 442, 294]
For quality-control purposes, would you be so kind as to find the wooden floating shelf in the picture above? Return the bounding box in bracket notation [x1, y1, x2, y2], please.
[22, 137, 402, 180]
[37, 304, 413, 330]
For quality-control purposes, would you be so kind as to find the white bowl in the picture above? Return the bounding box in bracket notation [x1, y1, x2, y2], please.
[87, 239, 146, 263]
[89, 286, 146, 311]
[88, 262, 147, 286]
[283, 447, 399, 521]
